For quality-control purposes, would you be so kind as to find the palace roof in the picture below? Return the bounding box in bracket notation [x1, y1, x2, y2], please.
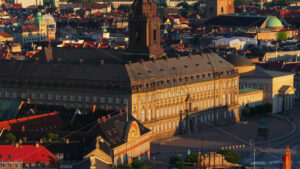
[205, 14, 268, 27]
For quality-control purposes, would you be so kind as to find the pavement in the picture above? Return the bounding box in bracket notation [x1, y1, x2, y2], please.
[150, 102, 300, 168]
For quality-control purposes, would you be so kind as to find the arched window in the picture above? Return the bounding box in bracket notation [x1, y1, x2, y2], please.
[221, 7, 224, 13]
[141, 109, 145, 122]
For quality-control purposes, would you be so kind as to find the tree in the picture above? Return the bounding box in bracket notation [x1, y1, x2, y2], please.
[185, 152, 198, 166]
[118, 163, 133, 169]
[218, 150, 241, 164]
[118, 4, 131, 13]
[131, 159, 148, 169]
[47, 132, 59, 141]
[241, 107, 251, 117]
[5, 132, 16, 144]
[277, 31, 288, 41]
[176, 160, 186, 169]
[169, 156, 182, 165]
[156, 2, 167, 7]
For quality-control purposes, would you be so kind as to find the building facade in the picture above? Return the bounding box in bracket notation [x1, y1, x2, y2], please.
[239, 88, 264, 112]
[205, 0, 235, 20]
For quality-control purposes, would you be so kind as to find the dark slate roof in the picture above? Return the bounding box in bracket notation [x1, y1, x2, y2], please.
[224, 54, 254, 67]
[37, 47, 124, 64]
[240, 66, 293, 78]
[0, 48, 235, 87]
[73, 157, 112, 169]
[87, 112, 150, 148]
[0, 61, 130, 83]
[205, 14, 268, 27]
[125, 53, 235, 81]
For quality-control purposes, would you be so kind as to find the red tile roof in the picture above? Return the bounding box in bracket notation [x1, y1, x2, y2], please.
[0, 112, 59, 130]
[21, 24, 38, 32]
[0, 31, 12, 38]
[0, 145, 57, 167]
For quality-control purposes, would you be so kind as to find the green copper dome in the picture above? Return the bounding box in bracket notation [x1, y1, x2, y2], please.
[34, 12, 45, 24]
[266, 16, 283, 28]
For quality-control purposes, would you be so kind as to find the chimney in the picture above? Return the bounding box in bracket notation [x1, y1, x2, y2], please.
[101, 116, 106, 122]
[140, 59, 144, 64]
[99, 60, 104, 66]
[57, 57, 62, 64]
[119, 109, 123, 116]
[176, 54, 180, 59]
[188, 53, 192, 58]
[164, 56, 168, 61]
[107, 114, 111, 119]
[128, 60, 132, 65]
[35, 57, 39, 63]
[79, 58, 84, 64]
[15, 143, 20, 148]
[35, 142, 39, 148]
[105, 105, 109, 111]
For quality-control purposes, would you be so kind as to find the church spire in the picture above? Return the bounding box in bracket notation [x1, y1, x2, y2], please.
[126, 0, 165, 60]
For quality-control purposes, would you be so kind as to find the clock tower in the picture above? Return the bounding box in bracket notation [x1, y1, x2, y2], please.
[126, 0, 165, 60]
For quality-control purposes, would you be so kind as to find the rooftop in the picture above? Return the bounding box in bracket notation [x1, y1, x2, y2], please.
[239, 88, 261, 95]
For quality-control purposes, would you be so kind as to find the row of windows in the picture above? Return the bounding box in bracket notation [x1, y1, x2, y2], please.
[138, 94, 238, 122]
[0, 91, 128, 105]
[150, 121, 179, 134]
[134, 81, 238, 104]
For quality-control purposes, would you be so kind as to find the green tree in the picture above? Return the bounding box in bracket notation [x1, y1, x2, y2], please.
[185, 152, 198, 166]
[118, 4, 131, 12]
[47, 132, 59, 141]
[176, 160, 186, 169]
[131, 159, 148, 169]
[263, 103, 272, 114]
[156, 2, 167, 7]
[118, 163, 133, 169]
[169, 155, 182, 165]
[5, 132, 16, 144]
[277, 31, 288, 41]
[242, 107, 251, 117]
[218, 150, 241, 164]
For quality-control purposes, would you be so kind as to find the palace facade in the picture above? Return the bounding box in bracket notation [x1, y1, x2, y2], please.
[0, 0, 240, 141]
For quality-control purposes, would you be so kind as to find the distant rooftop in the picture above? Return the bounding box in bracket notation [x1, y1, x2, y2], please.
[239, 88, 261, 95]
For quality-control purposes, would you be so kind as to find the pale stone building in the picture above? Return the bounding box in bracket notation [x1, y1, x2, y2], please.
[239, 88, 264, 112]
[225, 54, 295, 114]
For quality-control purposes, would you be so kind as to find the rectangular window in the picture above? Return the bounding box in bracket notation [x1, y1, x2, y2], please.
[21, 92, 27, 99]
[78, 96, 82, 102]
[48, 94, 53, 101]
[124, 98, 128, 104]
[70, 95, 75, 101]
[55, 95, 61, 101]
[85, 96, 90, 102]
[5, 91, 10, 98]
[101, 97, 105, 103]
[12, 92, 17, 98]
[116, 98, 120, 104]
[93, 96, 98, 103]
[63, 95, 68, 101]
[108, 97, 113, 104]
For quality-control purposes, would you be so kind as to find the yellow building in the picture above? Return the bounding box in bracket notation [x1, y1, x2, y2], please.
[0, 31, 13, 43]
[239, 88, 264, 112]
[226, 54, 295, 113]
